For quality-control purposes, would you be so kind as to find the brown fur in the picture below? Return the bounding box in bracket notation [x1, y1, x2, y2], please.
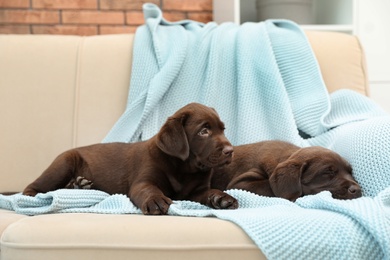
[23, 103, 238, 215]
[212, 140, 362, 201]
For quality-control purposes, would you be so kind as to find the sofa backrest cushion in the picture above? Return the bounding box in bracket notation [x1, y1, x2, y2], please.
[305, 31, 369, 96]
[0, 34, 133, 192]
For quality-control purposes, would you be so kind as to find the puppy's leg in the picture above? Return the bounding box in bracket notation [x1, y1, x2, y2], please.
[190, 188, 238, 209]
[129, 183, 173, 215]
[227, 169, 274, 197]
[23, 151, 85, 196]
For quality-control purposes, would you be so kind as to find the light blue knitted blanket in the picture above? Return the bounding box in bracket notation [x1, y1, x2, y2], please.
[103, 4, 390, 197]
[1, 188, 390, 259]
[2, 3, 390, 259]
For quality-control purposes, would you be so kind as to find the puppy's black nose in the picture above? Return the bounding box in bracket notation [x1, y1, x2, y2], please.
[348, 185, 362, 197]
[222, 146, 234, 156]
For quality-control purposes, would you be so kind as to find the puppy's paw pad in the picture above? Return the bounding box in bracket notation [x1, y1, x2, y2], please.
[209, 191, 239, 209]
[66, 176, 93, 189]
[219, 195, 238, 209]
[76, 176, 93, 189]
[142, 196, 172, 215]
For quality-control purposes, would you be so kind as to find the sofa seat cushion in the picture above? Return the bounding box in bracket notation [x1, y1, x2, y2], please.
[1, 213, 265, 260]
[0, 209, 27, 237]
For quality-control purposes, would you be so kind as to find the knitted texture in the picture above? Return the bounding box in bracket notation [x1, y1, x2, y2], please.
[103, 5, 385, 146]
[103, 5, 329, 145]
[1, 189, 389, 259]
[170, 189, 390, 259]
[0, 189, 141, 215]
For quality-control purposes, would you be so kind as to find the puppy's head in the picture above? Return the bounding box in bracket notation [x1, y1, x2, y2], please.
[156, 103, 233, 171]
[270, 146, 362, 201]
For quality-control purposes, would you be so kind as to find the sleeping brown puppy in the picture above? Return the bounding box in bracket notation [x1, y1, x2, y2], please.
[23, 103, 238, 215]
[211, 140, 362, 201]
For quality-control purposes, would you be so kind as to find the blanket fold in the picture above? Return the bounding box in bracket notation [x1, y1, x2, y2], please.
[0, 190, 141, 215]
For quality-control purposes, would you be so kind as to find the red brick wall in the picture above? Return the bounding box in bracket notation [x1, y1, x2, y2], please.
[0, 0, 213, 35]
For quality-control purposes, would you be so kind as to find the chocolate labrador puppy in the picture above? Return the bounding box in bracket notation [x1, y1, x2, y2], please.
[23, 103, 238, 215]
[212, 140, 362, 201]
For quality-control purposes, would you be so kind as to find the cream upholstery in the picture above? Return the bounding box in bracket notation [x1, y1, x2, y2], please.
[0, 34, 133, 192]
[306, 31, 369, 96]
[0, 31, 369, 260]
[1, 213, 263, 260]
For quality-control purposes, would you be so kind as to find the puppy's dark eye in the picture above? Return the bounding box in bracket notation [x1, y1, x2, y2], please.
[323, 167, 337, 177]
[198, 128, 209, 137]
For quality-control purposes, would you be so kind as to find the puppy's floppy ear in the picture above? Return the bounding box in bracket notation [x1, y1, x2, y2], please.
[269, 151, 308, 201]
[156, 114, 189, 161]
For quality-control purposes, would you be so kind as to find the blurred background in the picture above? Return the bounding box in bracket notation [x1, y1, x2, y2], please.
[0, 0, 213, 35]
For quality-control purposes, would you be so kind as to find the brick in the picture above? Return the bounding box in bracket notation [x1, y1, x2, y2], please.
[100, 0, 160, 10]
[62, 11, 124, 25]
[188, 12, 212, 23]
[32, 0, 97, 9]
[0, 10, 59, 24]
[100, 25, 137, 34]
[32, 25, 98, 35]
[0, 0, 29, 8]
[163, 0, 212, 11]
[0, 25, 30, 34]
[126, 11, 186, 25]
[164, 11, 186, 22]
[125, 11, 144, 25]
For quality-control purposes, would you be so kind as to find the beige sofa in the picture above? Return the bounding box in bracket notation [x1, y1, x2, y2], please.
[0, 31, 369, 259]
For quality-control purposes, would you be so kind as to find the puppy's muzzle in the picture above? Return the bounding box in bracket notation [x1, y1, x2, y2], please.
[347, 183, 362, 198]
[222, 146, 234, 156]
[222, 145, 234, 165]
[200, 144, 234, 170]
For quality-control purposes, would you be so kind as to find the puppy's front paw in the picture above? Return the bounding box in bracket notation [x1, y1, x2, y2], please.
[22, 188, 38, 197]
[208, 190, 238, 209]
[65, 176, 93, 189]
[142, 196, 172, 215]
